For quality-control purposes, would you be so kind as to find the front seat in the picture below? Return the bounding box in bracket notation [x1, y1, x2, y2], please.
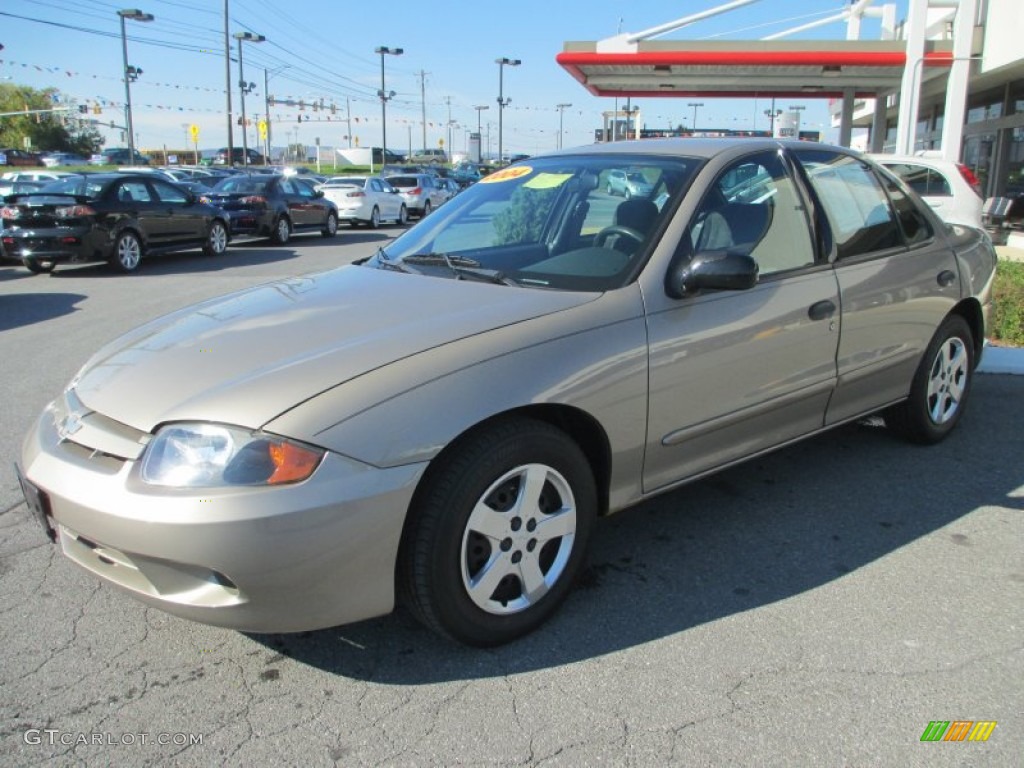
[695, 202, 772, 255]
[605, 198, 659, 254]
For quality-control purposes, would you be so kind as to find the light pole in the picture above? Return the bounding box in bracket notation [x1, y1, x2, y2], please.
[495, 57, 521, 164]
[556, 103, 571, 149]
[233, 31, 265, 168]
[118, 9, 153, 161]
[375, 46, 403, 163]
[688, 101, 704, 135]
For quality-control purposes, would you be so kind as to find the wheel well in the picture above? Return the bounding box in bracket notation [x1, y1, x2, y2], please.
[413, 405, 612, 519]
[950, 298, 985, 366]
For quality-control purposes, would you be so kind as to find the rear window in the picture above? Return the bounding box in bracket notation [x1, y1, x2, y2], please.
[37, 177, 107, 198]
[881, 163, 952, 197]
[214, 178, 270, 195]
[389, 176, 418, 188]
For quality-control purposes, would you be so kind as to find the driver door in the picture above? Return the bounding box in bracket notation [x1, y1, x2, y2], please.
[642, 150, 841, 492]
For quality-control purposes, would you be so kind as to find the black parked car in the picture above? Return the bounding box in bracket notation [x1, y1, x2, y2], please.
[0, 173, 230, 274]
[200, 174, 338, 244]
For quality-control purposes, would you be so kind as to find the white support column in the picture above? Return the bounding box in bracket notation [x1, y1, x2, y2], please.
[895, 0, 929, 155]
[839, 88, 856, 147]
[871, 93, 888, 151]
[939, 0, 978, 162]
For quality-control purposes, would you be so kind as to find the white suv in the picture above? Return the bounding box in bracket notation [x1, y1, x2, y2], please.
[869, 153, 983, 228]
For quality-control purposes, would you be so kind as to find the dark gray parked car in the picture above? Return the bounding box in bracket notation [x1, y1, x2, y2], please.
[17, 139, 996, 646]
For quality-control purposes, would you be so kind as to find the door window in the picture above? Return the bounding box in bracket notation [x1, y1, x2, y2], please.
[150, 180, 188, 204]
[794, 150, 902, 259]
[882, 163, 952, 197]
[688, 151, 816, 276]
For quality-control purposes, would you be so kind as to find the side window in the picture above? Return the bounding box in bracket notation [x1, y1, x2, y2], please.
[117, 181, 152, 203]
[879, 174, 934, 246]
[794, 150, 902, 259]
[884, 163, 952, 197]
[370, 179, 382, 193]
[293, 180, 315, 198]
[689, 151, 816, 277]
[278, 179, 296, 195]
[150, 180, 188, 204]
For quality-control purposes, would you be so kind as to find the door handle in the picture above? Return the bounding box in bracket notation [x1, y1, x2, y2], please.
[937, 270, 956, 287]
[808, 299, 836, 321]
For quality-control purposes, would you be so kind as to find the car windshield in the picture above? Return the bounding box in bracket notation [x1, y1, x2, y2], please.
[372, 154, 698, 292]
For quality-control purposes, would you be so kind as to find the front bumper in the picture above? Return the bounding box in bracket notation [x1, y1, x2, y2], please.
[20, 400, 425, 633]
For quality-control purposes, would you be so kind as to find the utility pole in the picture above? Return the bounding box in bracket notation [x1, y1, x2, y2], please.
[417, 70, 429, 153]
[346, 97, 352, 148]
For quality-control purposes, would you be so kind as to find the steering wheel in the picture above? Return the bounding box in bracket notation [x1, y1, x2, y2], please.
[594, 225, 645, 249]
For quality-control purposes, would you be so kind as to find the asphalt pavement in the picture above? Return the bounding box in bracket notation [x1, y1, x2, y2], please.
[0, 239, 1021, 767]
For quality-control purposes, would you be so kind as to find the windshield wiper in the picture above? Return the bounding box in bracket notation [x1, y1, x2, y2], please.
[403, 253, 517, 286]
[374, 247, 414, 273]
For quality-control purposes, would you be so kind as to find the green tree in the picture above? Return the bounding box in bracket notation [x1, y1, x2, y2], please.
[0, 83, 104, 155]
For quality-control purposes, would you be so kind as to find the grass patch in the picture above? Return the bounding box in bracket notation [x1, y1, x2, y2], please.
[991, 260, 1024, 346]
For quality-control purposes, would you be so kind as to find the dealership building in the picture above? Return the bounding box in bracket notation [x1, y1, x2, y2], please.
[559, 0, 1024, 197]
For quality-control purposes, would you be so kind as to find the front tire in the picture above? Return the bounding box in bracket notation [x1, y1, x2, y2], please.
[203, 220, 228, 256]
[886, 315, 974, 444]
[270, 216, 291, 245]
[400, 417, 596, 646]
[109, 230, 143, 272]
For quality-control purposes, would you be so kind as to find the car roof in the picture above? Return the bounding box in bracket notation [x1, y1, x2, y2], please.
[551, 137, 850, 161]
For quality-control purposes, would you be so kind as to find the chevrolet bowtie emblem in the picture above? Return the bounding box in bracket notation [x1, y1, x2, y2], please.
[57, 412, 84, 441]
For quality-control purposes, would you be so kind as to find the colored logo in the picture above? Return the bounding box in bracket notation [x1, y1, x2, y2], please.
[920, 721, 997, 742]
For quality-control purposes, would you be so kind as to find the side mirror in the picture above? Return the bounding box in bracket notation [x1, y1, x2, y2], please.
[314, 189, 324, 198]
[665, 250, 759, 299]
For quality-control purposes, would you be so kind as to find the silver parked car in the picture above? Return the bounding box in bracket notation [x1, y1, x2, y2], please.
[17, 139, 996, 646]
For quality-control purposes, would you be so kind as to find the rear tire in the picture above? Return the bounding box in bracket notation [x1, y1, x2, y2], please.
[203, 220, 228, 256]
[322, 212, 338, 238]
[368, 207, 380, 229]
[396, 205, 408, 226]
[399, 417, 596, 646]
[422, 200, 432, 218]
[885, 315, 974, 444]
[270, 216, 291, 245]
[109, 230, 143, 273]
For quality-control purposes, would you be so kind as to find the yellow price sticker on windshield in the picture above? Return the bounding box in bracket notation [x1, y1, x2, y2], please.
[524, 173, 573, 190]
[479, 165, 533, 183]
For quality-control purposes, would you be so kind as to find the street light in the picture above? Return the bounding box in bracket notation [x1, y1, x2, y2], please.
[118, 9, 154, 161]
[688, 101, 704, 135]
[556, 103, 572, 149]
[495, 57, 521, 164]
[233, 31, 265, 168]
[375, 46, 403, 163]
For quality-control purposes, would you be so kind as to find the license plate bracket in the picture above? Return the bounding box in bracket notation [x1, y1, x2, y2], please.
[14, 464, 56, 543]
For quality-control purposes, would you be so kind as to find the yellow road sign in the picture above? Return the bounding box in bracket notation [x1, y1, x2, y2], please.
[189, 124, 200, 142]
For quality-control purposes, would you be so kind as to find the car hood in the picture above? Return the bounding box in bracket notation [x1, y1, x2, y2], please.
[71, 265, 599, 434]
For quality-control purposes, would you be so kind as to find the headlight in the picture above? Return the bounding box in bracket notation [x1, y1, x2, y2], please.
[140, 423, 324, 488]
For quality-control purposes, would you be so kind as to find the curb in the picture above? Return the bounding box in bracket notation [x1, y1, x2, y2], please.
[978, 342, 1024, 375]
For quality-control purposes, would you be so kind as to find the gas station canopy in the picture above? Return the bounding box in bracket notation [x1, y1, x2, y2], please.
[557, 39, 954, 101]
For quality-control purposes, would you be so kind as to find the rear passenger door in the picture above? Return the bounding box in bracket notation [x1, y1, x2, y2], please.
[791, 149, 960, 424]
